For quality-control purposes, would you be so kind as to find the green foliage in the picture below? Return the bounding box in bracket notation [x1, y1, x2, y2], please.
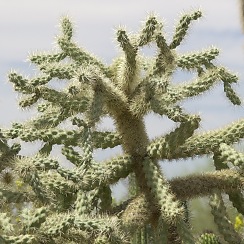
[0, 10, 244, 243]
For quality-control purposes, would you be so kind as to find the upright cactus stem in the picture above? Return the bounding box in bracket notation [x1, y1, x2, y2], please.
[0, 10, 244, 243]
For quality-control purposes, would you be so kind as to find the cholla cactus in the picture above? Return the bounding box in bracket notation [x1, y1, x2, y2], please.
[0, 10, 244, 243]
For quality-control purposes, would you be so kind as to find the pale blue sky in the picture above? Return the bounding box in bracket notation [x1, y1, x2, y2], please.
[0, 0, 244, 199]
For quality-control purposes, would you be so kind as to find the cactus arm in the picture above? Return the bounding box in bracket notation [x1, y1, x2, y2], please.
[58, 37, 109, 75]
[38, 62, 78, 80]
[164, 67, 222, 104]
[219, 66, 238, 83]
[8, 72, 90, 113]
[61, 146, 86, 167]
[153, 116, 200, 160]
[137, 14, 159, 47]
[92, 131, 121, 149]
[197, 232, 221, 244]
[29, 51, 66, 66]
[170, 169, 244, 200]
[21, 172, 50, 204]
[5, 123, 95, 148]
[225, 190, 244, 216]
[217, 143, 244, 169]
[147, 115, 200, 159]
[141, 158, 195, 243]
[20, 207, 47, 232]
[149, 67, 239, 115]
[141, 157, 196, 243]
[74, 189, 99, 215]
[5, 126, 83, 146]
[38, 171, 76, 195]
[85, 88, 105, 126]
[153, 31, 175, 77]
[148, 119, 244, 160]
[132, 57, 225, 119]
[150, 103, 194, 122]
[31, 154, 132, 192]
[1, 214, 125, 243]
[14, 156, 58, 204]
[223, 81, 242, 105]
[213, 149, 244, 216]
[73, 215, 127, 243]
[58, 17, 109, 75]
[29, 105, 67, 129]
[169, 11, 202, 49]
[74, 64, 129, 114]
[177, 48, 219, 70]
[209, 192, 243, 243]
[142, 157, 184, 224]
[180, 119, 244, 156]
[116, 28, 137, 79]
[38, 213, 75, 238]
[116, 16, 159, 95]
[19, 93, 40, 108]
[8, 72, 34, 94]
[38, 86, 90, 111]
[80, 155, 133, 190]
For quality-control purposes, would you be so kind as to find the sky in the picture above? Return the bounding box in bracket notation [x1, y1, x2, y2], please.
[0, 0, 244, 199]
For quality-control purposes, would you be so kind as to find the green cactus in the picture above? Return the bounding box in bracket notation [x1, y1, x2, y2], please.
[0, 10, 244, 243]
[197, 232, 220, 244]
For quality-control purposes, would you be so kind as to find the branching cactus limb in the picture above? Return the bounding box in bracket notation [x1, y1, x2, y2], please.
[0, 9, 244, 243]
[209, 192, 243, 243]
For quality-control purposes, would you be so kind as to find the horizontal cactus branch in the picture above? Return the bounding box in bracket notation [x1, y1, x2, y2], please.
[0, 9, 244, 243]
[177, 48, 220, 70]
[29, 51, 67, 66]
[170, 169, 244, 200]
[148, 119, 244, 160]
[113, 169, 244, 227]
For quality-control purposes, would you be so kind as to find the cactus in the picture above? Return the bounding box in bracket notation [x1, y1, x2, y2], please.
[0, 10, 244, 243]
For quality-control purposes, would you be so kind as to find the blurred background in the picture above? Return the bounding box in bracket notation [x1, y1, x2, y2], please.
[0, 0, 244, 235]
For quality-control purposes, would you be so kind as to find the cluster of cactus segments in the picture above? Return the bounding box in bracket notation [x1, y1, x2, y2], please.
[0, 9, 244, 243]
